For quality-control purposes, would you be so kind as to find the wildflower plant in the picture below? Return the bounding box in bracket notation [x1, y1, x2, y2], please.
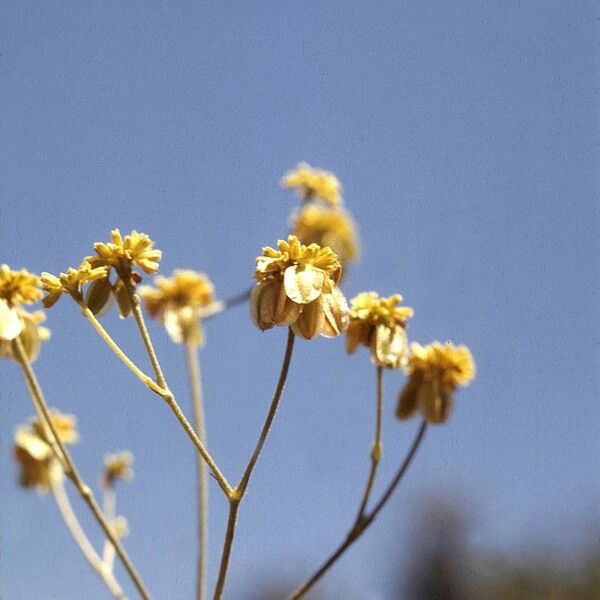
[3, 164, 475, 600]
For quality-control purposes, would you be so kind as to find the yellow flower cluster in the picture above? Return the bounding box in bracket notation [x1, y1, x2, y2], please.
[13, 411, 78, 492]
[103, 451, 134, 487]
[0, 265, 43, 342]
[346, 292, 414, 369]
[291, 205, 360, 266]
[40, 229, 161, 318]
[251, 235, 349, 340]
[141, 270, 217, 345]
[86, 229, 162, 277]
[282, 163, 342, 207]
[396, 342, 475, 424]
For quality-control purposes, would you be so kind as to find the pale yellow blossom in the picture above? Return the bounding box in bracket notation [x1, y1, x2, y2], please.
[141, 270, 217, 345]
[103, 451, 134, 486]
[396, 342, 475, 424]
[251, 235, 349, 339]
[346, 292, 413, 369]
[282, 163, 342, 207]
[291, 205, 360, 267]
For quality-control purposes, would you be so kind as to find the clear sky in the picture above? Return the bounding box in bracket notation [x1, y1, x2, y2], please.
[1, 2, 598, 599]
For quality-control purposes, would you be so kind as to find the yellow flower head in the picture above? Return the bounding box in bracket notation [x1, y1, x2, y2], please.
[346, 292, 414, 369]
[86, 229, 162, 277]
[0, 265, 42, 341]
[141, 270, 218, 345]
[13, 411, 77, 493]
[0, 308, 51, 363]
[0, 265, 42, 307]
[251, 235, 349, 339]
[103, 451, 134, 486]
[41, 262, 108, 307]
[396, 341, 475, 424]
[282, 162, 342, 208]
[291, 205, 360, 266]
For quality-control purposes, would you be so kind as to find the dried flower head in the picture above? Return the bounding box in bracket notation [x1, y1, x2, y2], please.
[346, 292, 414, 369]
[251, 235, 349, 339]
[282, 163, 342, 207]
[141, 270, 218, 345]
[86, 229, 162, 277]
[41, 262, 108, 307]
[110, 516, 130, 540]
[0, 308, 51, 363]
[13, 411, 77, 492]
[0, 265, 42, 341]
[396, 342, 475, 424]
[103, 451, 134, 487]
[291, 205, 360, 267]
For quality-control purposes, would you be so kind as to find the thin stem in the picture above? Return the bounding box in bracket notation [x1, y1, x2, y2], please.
[122, 277, 167, 389]
[162, 391, 232, 497]
[103, 486, 117, 570]
[212, 328, 296, 600]
[287, 420, 428, 600]
[80, 304, 163, 396]
[12, 337, 152, 600]
[185, 341, 209, 600]
[237, 327, 295, 494]
[356, 366, 384, 518]
[212, 501, 240, 600]
[53, 478, 125, 600]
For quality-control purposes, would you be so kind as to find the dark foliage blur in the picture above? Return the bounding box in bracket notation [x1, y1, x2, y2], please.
[248, 498, 599, 600]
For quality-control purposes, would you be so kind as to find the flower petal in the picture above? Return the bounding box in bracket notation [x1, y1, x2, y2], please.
[283, 264, 324, 304]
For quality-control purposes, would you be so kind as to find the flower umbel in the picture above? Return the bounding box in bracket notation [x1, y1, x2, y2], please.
[41, 262, 108, 307]
[396, 342, 475, 424]
[0, 265, 42, 341]
[346, 292, 414, 369]
[251, 235, 349, 339]
[141, 270, 218, 345]
[282, 163, 342, 208]
[0, 308, 51, 363]
[291, 205, 360, 267]
[13, 411, 78, 493]
[86, 229, 162, 277]
[103, 451, 134, 487]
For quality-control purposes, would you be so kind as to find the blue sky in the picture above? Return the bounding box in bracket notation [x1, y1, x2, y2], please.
[1, 2, 598, 599]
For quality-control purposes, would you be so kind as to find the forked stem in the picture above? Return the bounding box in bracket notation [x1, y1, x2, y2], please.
[12, 336, 151, 600]
[212, 328, 295, 600]
[287, 420, 428, 600]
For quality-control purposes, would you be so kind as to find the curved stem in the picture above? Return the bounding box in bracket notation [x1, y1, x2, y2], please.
[287, 420, 427, 600]
[103, 486, 117, 570]
[212, 501, 239, 600]
[12, 337, 152, 600]
[356, 366, 384, 518]
[185, 341, 209, 600]
[53, 478, 125, 599]
[212, 328, 295, 600]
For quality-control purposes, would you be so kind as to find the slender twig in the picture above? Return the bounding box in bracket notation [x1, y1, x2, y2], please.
[356, 366, 384, 518]
[287, 420, 428, 600]
[53, 478, 126, 599]
[122, 278, 167, 389]
[102, 486, 117, 570]
[12, 336, 152, 600]
[212, 501, 240, 600]
[185, 340, 209, 600]
[212, 328, 296, 600]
